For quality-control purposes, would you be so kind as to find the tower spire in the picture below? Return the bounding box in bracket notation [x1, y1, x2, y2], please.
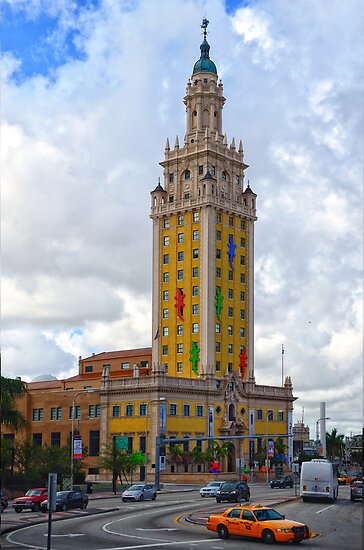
[201, 17, 209, 40]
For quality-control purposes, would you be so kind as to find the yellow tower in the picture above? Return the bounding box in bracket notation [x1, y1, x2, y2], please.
[151, 20, 257, 382]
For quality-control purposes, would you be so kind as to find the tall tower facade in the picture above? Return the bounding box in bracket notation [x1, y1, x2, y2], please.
[151, 23, 257, 383]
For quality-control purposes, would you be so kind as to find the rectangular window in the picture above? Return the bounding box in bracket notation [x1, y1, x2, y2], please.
[162, 327, 168, 337]
[240, 327, 245, 337]
[95, 404, 101, 418]
[169, 173, 174, 183]
[163, 254, 169, 264]
[268, 409, 274, 421]
[177, 362, 183, 373]
[216, 249, 221, 259]
[192, 323, 198, 333]
[278, 410, 284, 421]
[216, 230, 221, 241]
[177, 343, 183, 354]
[163, 272, 169, 283]
[240, 309, 245, 320]
[240, 273, 245, 283]
[126, 404, 134, 417]
[228, 362, 233, 373]
[240, 255, 245, 265]
[257, 437, 262, 452]
[85, 365, 93, 373]
[139, 403, 147, 416]
[89, 430, 100, 456]
[69, 406, 73, 420]
[164, 236, 169, 246]
[216, 341, 221, 352]
[241, 237, 245, 247]
[193, 230, 199, 240]
[51, 407, 56, 420]
[57, 407, 62, 420]
[112, 405, 120, 417]
[177, 325, 183, 336]
[183, 404, 190, 416]
[192, 267, 198, 277]
[38, 408, 44, 421]
[178, 233, 184, 244]
[241, 219, 245, 230]
[216, 211, 221, 222]
[127, 436, 133, 452]
[178, 215, 184, 225]
[33, 433, 42, 446]
[240, 291, 245, 301]
[192, 286, 198, 296]
[216, 267, 221, 278]
[196, 405, 203, 417]
[198, 165, 203, 175]
[51, 432, 61, 447]
[162, 345, 168, 355]
[228, 325, 233, 336]
[216, 323, 220, 333]
[211, 165, 216, 176]
[164, 218, 170, 228]
[229, 215, 233, 226]
[170, 403, 177, 415]
[184, 192, 189, 199]
[216, 361, 221, 372]
[177, 269, 183, 280]
[163, 308, 168, 319]
[169, 195, 174, 203]
[88, 405, 95, 418]
[235, 175, 240, 185]
[228, 307, 233, 317]
[192, 304, 198, 315]
[139, 436, 146, 453]
[122, 362, 130, 369]
[178, 251, 184, 261]
[228, 343, 233, 354]
[163, 290, 168, 301]
[193, 248, 199, 259]
[228, 270, 233, 281]
[193, 211, 199, 222]
[228, 288, 233, 299]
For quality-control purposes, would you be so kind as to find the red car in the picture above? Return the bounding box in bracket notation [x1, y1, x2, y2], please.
[12, 488, 48, 513]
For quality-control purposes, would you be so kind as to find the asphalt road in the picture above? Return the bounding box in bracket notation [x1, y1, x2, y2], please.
[1, 485, 361, 550]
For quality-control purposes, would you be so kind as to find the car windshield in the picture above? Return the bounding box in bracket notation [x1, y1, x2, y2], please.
[207, 482, 221, 487]
[221, 483, 237, 490]
[128, 485, 144, 491]
[25, 490, 43, 496]
[254, 509, 283, 521]
[56, 492, 70, 499]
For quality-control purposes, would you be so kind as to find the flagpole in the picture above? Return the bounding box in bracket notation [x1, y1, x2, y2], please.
[281, 344, 284, 386]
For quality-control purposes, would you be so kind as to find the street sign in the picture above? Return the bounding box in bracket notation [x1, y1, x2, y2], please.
[115, 436, 128, 450]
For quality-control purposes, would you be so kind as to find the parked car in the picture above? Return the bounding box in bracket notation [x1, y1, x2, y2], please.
[270, 475, 294, 489]
[206, 504, 312, 543]
[12, 488, 48, 513]
[41, 490, 88, 512]
[1, 491, 9, 513]
[121, 484, 157, 502]
[215, 481, 250, 503]
[200, 481, 226, 497]
[350, 481, 363, 501]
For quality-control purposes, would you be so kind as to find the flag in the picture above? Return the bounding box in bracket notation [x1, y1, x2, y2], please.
[154, 327, 160, 340]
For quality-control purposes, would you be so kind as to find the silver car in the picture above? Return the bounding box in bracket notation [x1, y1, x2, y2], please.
[122, 484, 157, 502]
[200, 481, 225, 497]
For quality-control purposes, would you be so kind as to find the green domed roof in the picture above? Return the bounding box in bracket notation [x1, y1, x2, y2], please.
[192, 37, 217, 75]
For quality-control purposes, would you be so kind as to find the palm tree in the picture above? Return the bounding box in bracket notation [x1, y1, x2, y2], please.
[0, 376, 28, 431]
[326, 429, 344, 462]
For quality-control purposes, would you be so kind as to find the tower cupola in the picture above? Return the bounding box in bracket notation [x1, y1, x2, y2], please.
[192, 18, 217, 75]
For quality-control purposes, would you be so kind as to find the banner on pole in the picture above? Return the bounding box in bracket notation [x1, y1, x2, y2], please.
[268, 439, 275, 458]
[73, 436, 82, 460]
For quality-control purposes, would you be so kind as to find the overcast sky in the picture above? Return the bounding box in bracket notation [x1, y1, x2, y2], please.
[2, 0, 363, 439]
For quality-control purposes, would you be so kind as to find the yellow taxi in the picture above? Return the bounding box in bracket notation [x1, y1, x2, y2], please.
[206, 504, 312, 544]
[338, 474, 354, 485]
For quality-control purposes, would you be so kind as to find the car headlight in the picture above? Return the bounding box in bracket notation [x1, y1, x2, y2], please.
[276, 528, 292, 533]
[230, 490, 237, 494]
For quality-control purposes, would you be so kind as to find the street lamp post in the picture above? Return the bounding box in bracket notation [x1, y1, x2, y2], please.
[266, 414, 269, 483]
[315, 416, 330, 457]
[145, 397, 166, 484]
[70, 388, 94, 490]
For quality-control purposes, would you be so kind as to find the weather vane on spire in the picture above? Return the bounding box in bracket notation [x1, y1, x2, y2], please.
[201, 18, 209, 39]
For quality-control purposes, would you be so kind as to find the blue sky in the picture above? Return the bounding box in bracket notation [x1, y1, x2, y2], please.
[1, 0, 363, 438]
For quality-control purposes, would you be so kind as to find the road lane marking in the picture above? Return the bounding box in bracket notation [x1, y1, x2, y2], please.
[136, 528, 179, 531]
[42, 533, 84, 537]
[316, 504, 336, 514]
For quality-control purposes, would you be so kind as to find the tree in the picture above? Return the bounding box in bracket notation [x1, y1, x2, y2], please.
[326, 429, 344, 462]
[168, 444, 185, 473]
[98, 441, 145, 485]
[0, 376, 28, 431]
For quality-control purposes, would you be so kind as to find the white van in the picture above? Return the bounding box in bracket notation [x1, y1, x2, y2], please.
[300, 459, 338, 502]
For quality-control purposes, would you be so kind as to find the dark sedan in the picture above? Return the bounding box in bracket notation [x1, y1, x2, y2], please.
[350, 481, 363, 501]
[216, 481, 250, 503]
[270, 475, 294, 489]
[41, 490, 88, 512]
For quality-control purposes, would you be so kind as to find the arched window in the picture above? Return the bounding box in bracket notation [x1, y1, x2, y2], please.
[229, 404, 235, 421]
[221, 171, 227, 180]
[185, 170, 191, 180]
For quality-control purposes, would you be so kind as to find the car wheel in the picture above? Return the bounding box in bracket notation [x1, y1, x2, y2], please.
[262, 529, 276, 544]
[139, 494, 144, 502]
[152, 494, 157, 501]
[282, 485, 286, 489]
[122, 498, 126, 502]
[217, 524, 229, 540]
[61, 503, 68, 512]
[33, 503, 40, 512]
[216, 498, 221, 503]
[15, 509, 22, 513]
[80, 501, 86, 509]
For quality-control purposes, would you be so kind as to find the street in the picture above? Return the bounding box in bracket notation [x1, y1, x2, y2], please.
[1, 485, 362, 549]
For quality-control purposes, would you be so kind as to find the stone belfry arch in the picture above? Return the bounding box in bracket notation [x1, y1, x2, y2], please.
[150, 19, 257, 383]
